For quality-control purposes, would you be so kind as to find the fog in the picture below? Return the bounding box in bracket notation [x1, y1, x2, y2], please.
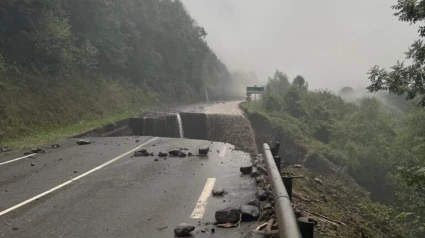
[181, 0, 418, 90]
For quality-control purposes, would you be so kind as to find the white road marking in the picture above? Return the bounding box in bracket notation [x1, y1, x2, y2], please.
[219, 145, 227, 157]
[0, 153, 37, 166]
[190, 178, 216, 219]
[0, 137, 158, 217]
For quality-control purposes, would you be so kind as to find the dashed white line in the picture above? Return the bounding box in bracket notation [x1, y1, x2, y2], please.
[219, 145, 227, 158]
[0, 137, 158, 217]
[0, 153, 37, 166]
[190, 178, 216, 219]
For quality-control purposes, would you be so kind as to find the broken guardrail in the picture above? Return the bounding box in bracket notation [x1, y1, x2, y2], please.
[263, 143, 303, 238]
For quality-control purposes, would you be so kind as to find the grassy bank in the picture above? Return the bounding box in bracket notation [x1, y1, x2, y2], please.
[1, 108, 145, 149]
[0, 73, 159, 149]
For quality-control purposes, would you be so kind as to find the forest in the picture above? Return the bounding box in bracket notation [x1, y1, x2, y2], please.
[0, 0, 234, 144]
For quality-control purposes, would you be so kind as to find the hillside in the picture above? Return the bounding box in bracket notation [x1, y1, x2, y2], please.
[0, 0, 232, 146]
[241, 70, 425, 237]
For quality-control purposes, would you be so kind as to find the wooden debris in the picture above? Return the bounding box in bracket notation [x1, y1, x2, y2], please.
[256, 222, 268, 231]
[266, 218, 275, 232]
[216, 223, 237, 228]
[293, 192, 310, 202]
[311, 212, 347, 226]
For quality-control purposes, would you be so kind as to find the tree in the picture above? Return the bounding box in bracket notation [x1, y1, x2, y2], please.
[367, 1, 425, 106]
[339, 86, 354, 95]
[265, 70, 291, 97]
[292, 75, 308, 89]
[367, 0, 425, 191]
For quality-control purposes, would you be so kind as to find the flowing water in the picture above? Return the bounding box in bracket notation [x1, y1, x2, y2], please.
[176, 113, 184, 138]
[142, 117, 146, 135]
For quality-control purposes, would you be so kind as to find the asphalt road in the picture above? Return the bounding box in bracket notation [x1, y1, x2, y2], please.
[0, 102, 259, 238]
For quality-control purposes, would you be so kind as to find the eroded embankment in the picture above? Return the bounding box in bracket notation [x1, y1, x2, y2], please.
[78, 111, 259, 156]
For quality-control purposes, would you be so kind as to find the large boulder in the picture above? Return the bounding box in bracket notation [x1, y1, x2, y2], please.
[240, 165, 253, 175]
[174, 223, 195, 237]
[240, 205, 260, 221]
[215, 207, 241, 224]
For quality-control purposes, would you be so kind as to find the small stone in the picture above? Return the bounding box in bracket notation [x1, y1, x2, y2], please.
[240, 205, 260, 221]
[247, 199, 260, 208]
[255, 175, 264, 184]
[73, 170, 78, 174]
[215, 207, 241, 224]
[76, 139, 92, 145]
[51, 144, 60, 149]
[240, 165, 253, 175]
[134, 150, 149, 157]
[256, 188, 268, 201]
[314, 177, 323, 185]
[31, 148, 45, 153]
[174, 223, 195, 237]
[30, 163, 35, 167]
[12, 227, 19, 231]
[294, 164, 302, 168]
[199, 145, 209, 155]
[158, 151, 168, 157]
[135, 139, 140, 143]
[211, 228, 215, 233]
[212, 189, 226, 196]
[169, 149, 180, 156]
[263, 203, 273, 210]
[251, 167, 260, 177]
[257, 165, 267, 174]
[154, 159, 159, 162]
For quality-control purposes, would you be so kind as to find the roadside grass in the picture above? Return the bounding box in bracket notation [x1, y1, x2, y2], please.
[2, 108, 148, 149]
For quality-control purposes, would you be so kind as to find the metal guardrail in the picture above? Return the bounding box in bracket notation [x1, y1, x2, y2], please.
[263, 143, 303, 238]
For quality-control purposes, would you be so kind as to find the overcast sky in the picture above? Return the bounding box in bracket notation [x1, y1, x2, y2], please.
[181, 0, 419, 90]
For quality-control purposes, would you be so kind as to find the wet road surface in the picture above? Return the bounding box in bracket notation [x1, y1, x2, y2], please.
[0, 102, 259, 238]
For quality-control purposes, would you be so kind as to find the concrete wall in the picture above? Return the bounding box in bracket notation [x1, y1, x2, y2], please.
[179, 112, 208, 140]
[128, 115, 180, 138]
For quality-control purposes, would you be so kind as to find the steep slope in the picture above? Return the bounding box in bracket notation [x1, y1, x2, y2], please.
[0, 0, 232, 144]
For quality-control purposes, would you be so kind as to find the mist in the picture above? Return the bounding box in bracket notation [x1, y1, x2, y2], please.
[181, 0, 418, 90]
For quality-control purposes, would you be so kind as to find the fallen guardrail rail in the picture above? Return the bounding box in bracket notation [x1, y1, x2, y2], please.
[264, 143, 313, 238]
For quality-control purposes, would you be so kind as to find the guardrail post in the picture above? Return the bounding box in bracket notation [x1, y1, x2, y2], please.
[273, 156, 281, 171]
[282, 176, 293, 200]
[270, 141, 280, 156]
[297, 217, 315, 238]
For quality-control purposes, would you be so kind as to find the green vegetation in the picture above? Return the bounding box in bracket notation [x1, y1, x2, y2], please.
[0, 0, 232, 147]
[242, 70, 425, 237]
[367, 0, 425, 198]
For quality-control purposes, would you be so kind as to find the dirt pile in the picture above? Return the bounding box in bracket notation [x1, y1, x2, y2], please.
[206, 114, 258, 155]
